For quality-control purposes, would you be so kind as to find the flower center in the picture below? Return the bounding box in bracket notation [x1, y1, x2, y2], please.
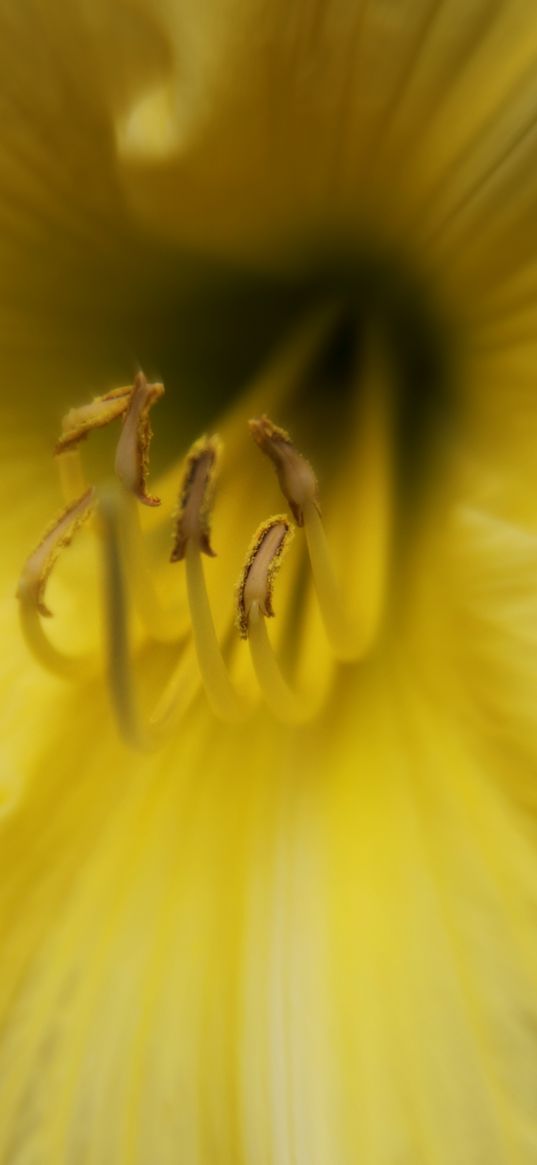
[17, 279, 454, 748]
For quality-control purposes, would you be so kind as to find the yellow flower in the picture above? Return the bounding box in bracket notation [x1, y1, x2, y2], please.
[2, 1, 537, 1161]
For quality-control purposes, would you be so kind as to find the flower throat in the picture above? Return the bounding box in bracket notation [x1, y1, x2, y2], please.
[16, 305, 445, 749]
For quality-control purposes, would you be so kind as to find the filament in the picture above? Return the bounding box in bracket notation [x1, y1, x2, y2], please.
[121, 493, 181, 643]
[18, 324, 396, 738]
[99, 489, 202, 749]
[146, 640, 198, 730]
[99, 490, 147, 749]
[304, 362, 392, 660]
[18, 600, 92, 681]
[57, 449, 87, 504]
[184, 540, 246, 723]
[247, 602, 314, 725]
[302, 501, 356, 658]
[303, 494, 390, 662]
[248, 335, 393, 664]
[56, 448, 179, 642]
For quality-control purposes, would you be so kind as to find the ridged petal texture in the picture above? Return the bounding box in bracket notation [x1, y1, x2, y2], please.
[1, 2, 537, 1163]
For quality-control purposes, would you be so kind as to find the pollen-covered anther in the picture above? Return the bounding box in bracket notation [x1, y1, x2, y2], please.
[249, 415, 320, 526]
[236, 516, 293, 639]
[16, 487, 96, 616]
[170, 436, 220, 562]
[55, 385, 133, 454]
[114, 371, 164, 506]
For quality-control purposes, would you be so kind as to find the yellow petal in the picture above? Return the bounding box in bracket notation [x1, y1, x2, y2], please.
[113, 0, 537, 281]
[2, 561, 537, 1161]
[3, 363, 537, 1157]
[2, 2, 537, 1162]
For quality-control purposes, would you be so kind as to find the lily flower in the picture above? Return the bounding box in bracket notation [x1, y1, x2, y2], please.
[2, 1, 537, 1161]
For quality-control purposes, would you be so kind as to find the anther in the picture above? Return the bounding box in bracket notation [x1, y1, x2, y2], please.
[172, 436, 246, 723]
[114, 371, 164, 505]
[236, 515, 292, 638]
[16, 488, 96, 677]
[17, 488, 96, 618]
[170, 436, 220, 561]
[236, 516, 315, 724]
[56, 374, 175, 642]
[54, 380, 131, 508]
[249, 415, 319, 526]
[55, 384, 133, 454]
[250, 408, 390, 662]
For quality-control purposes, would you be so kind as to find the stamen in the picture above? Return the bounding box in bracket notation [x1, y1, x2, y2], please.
[304, 359, 392, 659]
[247, 603, 313, 724]
[250, 403, 391, 662]
[147, 637, 200, 730]
[237, 517, 313, 723]
[56, 376, 174, 641]
[170, 436, 220, 561]
[57, 372, 174, 641]
[302, 499, 360, 659]
[236, 516, 292, 638]
[121, 495, 181, 643]
[56, 449, 87, 504]
[99, 487, 200, 749]
[55, 384, 133, 453]
[249, 415, 319, 525]
[16, 488, 96, 677]
[114, 372, 164, 506]
[17, 489, 96, 618]
[171, 436, 245, 722]
[184, 541, 246, 723]
[18, 313, 392, 734]
[98, 489, 149, 750]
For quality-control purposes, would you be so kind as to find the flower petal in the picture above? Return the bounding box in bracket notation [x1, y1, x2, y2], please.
[114, 0, 537, 281]
[2, 3, 537, 1161]
[2, 417, 537, 1160]
[1, 620, 537, 1160]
